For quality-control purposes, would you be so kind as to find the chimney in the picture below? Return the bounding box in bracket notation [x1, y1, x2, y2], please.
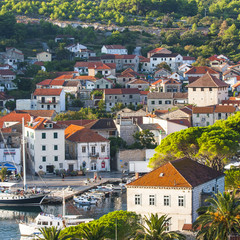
[135, 172, 139, 179]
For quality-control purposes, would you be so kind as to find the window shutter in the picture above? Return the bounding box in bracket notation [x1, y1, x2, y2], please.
[140, 194, 142, 206]
[184, 195, 186, 207]
[169, 195, 171, 207]
[155, 194, 157, 206]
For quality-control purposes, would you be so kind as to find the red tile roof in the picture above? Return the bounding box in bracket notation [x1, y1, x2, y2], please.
[0, 112, 31, 128]
[0, 92, 14, 100]
[192, 106, 214, 114]
[0, 69, 15, 75]
[37, 79, 52, 86]
[16, 110, 56, 118]
[57, 120, 95, 127]
[104, 45, 126, 49]
[187, 72, 228, 88]
[222, 100, 240, 106]
[50, 80, 65, 86]
[74, 76, 97, 81]
[54, 75, 74, 80]
[65, 125, 109, 143]
[182, 56, 196, 61]
[152, 79, 162, 85]
[34, 61, 44, 66]
[148, 47, 164, 54]
[127, 158, 224, 188]
[232, 82, 240, 88]
[163, 78, 181, 85]
[128, 79, 149, 85]
[185, 66, 218, 75]
[214, 105, 236, 113]
[104, 88, 140, 95]
[140, 91, 149, 95]
[33, 88, 63, 96]
[168, 119, 191, 127]
[139, 56, 150, 62]
[25, 117, 62, 130]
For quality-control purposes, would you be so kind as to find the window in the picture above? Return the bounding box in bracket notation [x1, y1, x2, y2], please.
[42, 145, 46, 151]
[165, 100, 171, 104]
[135, 194, 141, 205]
[54, 145, 58, 150]
[53, 132, 58, 139]
[151, 100, 155, 105]
[82, 146, 86, 153]
[101, 145, 105, 152]
[149, 195, 155, 205]
[91, 146, 96, 155]
[53, 105, 56, 108]
[193, 88, 196, 91]
[178, 196, 184, 207]
[54, 156, 58, 162]
[41, 105, 44, 109]
[166, 219, 171, 231]
[129, 95, 133, 99]
[158, 100, 162, 104]
[209, 87, 212, 91]
[42, 133, 46, 139]
[30, 132, 34, 138]
[115, 96, 117, 99]
[42, 156, 46, 162]
[201, 88, 204, 91]
[27, 131, 29, 137]
[207, 113, 209, 117]
[164, 196, 170, 206]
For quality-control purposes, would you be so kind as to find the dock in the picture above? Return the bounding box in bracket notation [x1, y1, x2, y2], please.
[42, 178, 122, 204]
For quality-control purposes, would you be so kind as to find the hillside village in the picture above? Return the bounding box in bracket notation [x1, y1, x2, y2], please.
[1, 30, 240, 238]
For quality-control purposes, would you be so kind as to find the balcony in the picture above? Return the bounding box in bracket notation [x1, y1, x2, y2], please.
[89, 153, 99, 159]
[38, 100, 59, 104]
[65, 153, 77, 160]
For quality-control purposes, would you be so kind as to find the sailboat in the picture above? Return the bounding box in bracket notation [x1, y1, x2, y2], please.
[0, 118, 47, 206]
[19, 190, 94, 236]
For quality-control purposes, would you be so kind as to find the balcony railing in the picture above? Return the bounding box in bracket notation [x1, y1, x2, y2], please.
[37, 100, 59, 104]
[89, 153, 99, 158]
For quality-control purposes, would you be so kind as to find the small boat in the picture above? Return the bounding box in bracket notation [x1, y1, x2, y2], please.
[73, 196, 97, 205]
[19, 213, 94, 236]
[104, 184, 122, 191]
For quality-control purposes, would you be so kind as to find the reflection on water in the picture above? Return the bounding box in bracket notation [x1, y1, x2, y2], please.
[0, 192, 126, 240]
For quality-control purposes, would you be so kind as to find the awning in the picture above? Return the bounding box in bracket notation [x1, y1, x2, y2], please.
[0, 163, 16, 171]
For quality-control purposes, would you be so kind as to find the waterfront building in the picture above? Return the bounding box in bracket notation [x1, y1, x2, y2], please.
[126, 158, 225, 231]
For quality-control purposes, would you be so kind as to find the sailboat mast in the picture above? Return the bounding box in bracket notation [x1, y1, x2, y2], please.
[22, 118, 26, 191]
[63, 189, 66, 218]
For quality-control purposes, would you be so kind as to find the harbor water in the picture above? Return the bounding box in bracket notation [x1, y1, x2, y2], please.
[0, 192, 127, 240]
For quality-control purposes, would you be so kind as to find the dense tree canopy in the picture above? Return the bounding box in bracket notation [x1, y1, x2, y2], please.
[149, 113, 240, 171]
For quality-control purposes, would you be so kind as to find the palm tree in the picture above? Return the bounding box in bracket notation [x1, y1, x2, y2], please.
[136, 213, 186, 240]
[79, 223, 105, 240]
[38, 226, 71, 240]
[0, 168, 7, 182]
[193, 191, 240, 239]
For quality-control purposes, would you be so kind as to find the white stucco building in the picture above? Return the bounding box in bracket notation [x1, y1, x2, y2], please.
[187, 72, 228, 107]
[65, 125, 110, 172]
[25, 118, 65, 174]
[101, 45, 128, 55]
[127, 158, 225, 231]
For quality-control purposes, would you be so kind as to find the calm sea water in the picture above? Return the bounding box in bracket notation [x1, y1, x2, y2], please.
[0, 192, 127, 240]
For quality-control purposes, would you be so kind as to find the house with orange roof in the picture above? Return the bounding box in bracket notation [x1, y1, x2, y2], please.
[116, 68, 144, 86]
[88, 62, 116, 77]
[65, 125, 110, 172]
[32, 88, 66, 112]
[0, 111, 31, 128]
[231, 81, 240, 92]
[147, 47, 172, 58]
[104, 88, 141, 111]
[150, 78, 181, 93]
[25, 117, 65, 174]
[187, 72, 228, 107]
[184, 66, 220, 79]
[192, 104, 238, 127]
[126, 79, 149, 91]
[101, 45, 128, 55]
[126, 157, 225, 231]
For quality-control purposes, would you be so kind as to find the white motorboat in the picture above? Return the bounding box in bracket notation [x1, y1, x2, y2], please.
[19, 213, 94, 236]
[104, 184, 122, 191]
[73, 196, 98, 205]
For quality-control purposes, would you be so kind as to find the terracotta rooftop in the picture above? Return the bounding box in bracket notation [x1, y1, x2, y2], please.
[182, 56, 196, 61]
[148, 92, 188, 99]
[33, 88, 63, 96]
[54, 75, 75, 80]
[0, 112, 31, 128]
[65, 125, 109, 143]
[139, 123, 165, 132]
[0, 92, 13, 100]
[104, 88, 140, 95]
[184, 66, 218, 75]
[187, 72, 228, 88]
[37, 79, 52, 86]
[57, 120, 95, 127]
[151, 53, 179, 58]
[192, 106, 214, 114]
[127, 158, 224, 188]
[152, 79, 162, 85]
[168, 119, 191, 127]
[139, 56, 150, 62]
[104, 45, 126, 49]
[222, 100, 240, 106]
[0, 69, 15, 75]
[128, 79, 149, 85]
[214, 105, 236, 113]
[16, 110, 56, 118]
[232, 82, 240, 88]
[25, 117, 62, 130]
[140, 91, 149, 95]
[163, 78, 181, 85]
[74, 76, 97, 81]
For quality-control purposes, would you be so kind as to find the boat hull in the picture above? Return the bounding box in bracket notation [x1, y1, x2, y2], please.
[0, 194, 46, 206]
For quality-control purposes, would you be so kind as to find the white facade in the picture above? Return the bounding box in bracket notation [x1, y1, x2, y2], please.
[33, 90, 66, 112]
[150, 54, 183, 72]
[101, 45, 128, 55]
[127, 176, 225, 231]
[25, 124, 65, 174]
[188, 87, 228, 106]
